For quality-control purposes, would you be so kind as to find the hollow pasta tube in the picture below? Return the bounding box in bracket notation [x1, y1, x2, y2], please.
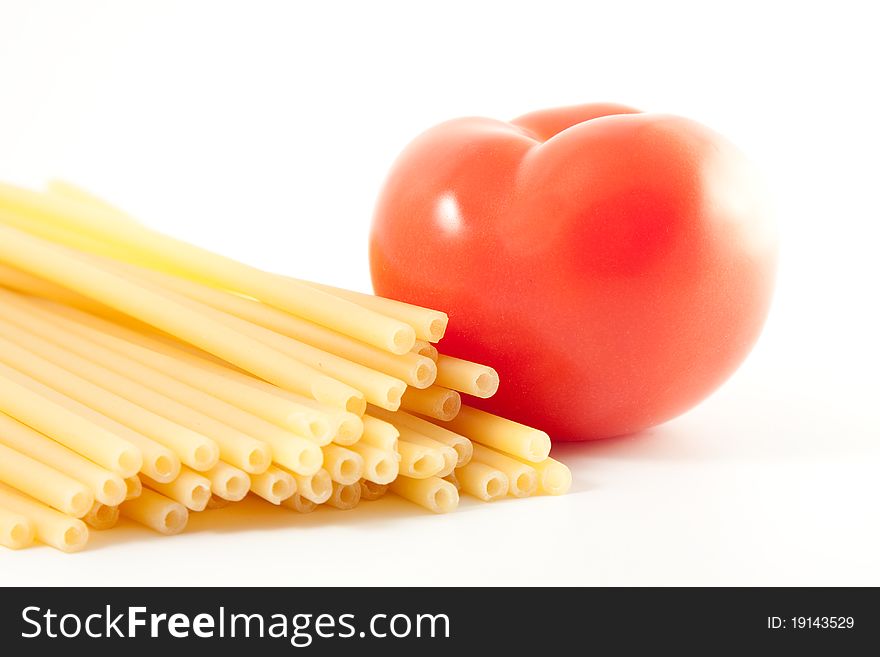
[0, 298, 321, 475]
[0, 324, 215, 474]
[394, 427, 457, 478]
[0, 316, 269, 473]
[0, 505, 35, 549]
[281, 493, 317, 514]
[359, 480, 388, 502]
[297, 280, 447, 344]
[411, 340, 439, 361]
[109, 261, 405, 411]
[120, 488, 188, 535]
[0, 482, 89, 552]
[0, 262, 111, 317]
[83, 502, 120, 530]
[360, 415, 400, 453]
[434, 355, 500, 399]
[250, 466, 296, 505]
[396, 440, 445, 480]
[400, 386, 461, 421]
[389, 476, 459, 514]
[439, 405, 551, 463]
[39, 313, 364, 447]
[24, 295, 333, 442]
[368, 407, 472, 467]
[139, 269, 437, 389]
[142, 468, 212, 512]
[513, 456, 572, 496]
[470, 444, 538, 498]
[456, 461, 510, 502]
[289, 469, 333, 505]
[0, 442, 94, 517]
[0, 362, 141, 478]
[443, 471, 461, 491]
[345, 443, 399, 485]
[0, 183, 417, 354]
[0, 223, 364, 413]
[326, 481, 361, 510]
[124, 476, 142, 501]
[0, 413, 127, 506]
[204, 462, 251, 502]
[322, 445, 364, 485]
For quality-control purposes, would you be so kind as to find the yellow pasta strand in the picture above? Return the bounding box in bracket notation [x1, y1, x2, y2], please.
[134, 268, 437, 389]
[298, 281, 447, 344]
[120, 488, 188, 535]
[0, 482, 89, 552]
[1, 296, 321, 475]
[0, 362, 142, 478]
[0, 181, 573, 550]
[345, 442, 399, 485]
[281, 493, 317, 514]
[0, 321, 216, 475]
[322, 445, 364, 485]
[0, 504, 35, 549]
[142, 468, 212, 512]
[0, 223, 364, 413]
[83, 502, 120, 530]
[0, 442, 94, 517]
[456, 461, 509, 502]
[250, 466, 296, 505]
[0, 412, 127, 506]
[359, 480, 389, 501]
[471, 443, 538, 498]
[439, 405, 551, 463]
[288, 469, 333, 505]
[204, 462, 251, 502]
[368, 407, 473, 467]
[389, 476, 458, 513]
[434, 354, 500, 399]
[0, 182, 417, 354]
[26, 296, 333, 442]
[400, 385, 461, 421]
[325, 481, 361, 510]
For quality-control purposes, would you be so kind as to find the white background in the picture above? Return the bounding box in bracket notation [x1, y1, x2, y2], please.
[0, 0, 878, 586]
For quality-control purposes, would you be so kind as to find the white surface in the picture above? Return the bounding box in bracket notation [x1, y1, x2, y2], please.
[0, 0, 877, 586]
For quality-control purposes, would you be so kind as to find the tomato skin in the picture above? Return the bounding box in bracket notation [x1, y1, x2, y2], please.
[370, 104, 777, 441]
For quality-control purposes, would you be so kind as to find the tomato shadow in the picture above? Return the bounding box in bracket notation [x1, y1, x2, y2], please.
[546, 421, 711, 494]
[553, 425, 671, 459]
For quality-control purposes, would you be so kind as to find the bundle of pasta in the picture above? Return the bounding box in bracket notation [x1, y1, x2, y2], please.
[0, 181, 571, 552]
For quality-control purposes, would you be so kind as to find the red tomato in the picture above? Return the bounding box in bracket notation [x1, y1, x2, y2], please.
[370, 104, 777, 441]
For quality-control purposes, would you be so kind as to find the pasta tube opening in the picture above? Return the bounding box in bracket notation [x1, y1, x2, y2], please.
[326, 481, 361, 510]
[347, 443, 399, 485]
[389, 476, 459, 514]
[83, 502, 120, 530]
[359, 480, 388, 501]
[250, 466, 295, 505]
[143, 468, 211, 512]
[121, 488, 188, 535]
[435, 355, 499, 399]
[456, 462, 509, 501]
[0, 506, 35, 549]
[205, 462, 251, 502]
[282, 493, 317, 514]
[124, 476, 142, 501]
[322, 445, 364, 485]
[400, 385, 461, 421]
